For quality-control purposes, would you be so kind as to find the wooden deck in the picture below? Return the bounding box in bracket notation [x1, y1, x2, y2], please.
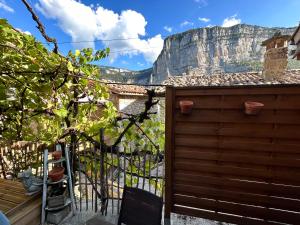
[0, 179, 41, 225]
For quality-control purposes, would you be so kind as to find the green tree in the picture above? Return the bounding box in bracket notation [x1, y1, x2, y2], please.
[0, 18, 165, 150]
[0, 18, 114, 143]
[0, 16, 164, 199]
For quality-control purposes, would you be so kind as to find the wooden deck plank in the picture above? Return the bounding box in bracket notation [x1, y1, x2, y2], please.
[0, 186, 29, 197]
[0, 198, 18, 209]
[0, 178, 41, 225]
[0, 180, 27, 192]
[0, 204, 11, 213]
[0, 193, 27, 204]
[9, 197, 41, 225]
[0, 179, 39, 212]
[0, 178, 24, 187]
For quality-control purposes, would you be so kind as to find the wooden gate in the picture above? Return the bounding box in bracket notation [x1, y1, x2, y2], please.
[165, 85, 300, 225]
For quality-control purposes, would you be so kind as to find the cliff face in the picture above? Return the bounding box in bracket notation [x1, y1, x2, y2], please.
[152, 24, 296, 83]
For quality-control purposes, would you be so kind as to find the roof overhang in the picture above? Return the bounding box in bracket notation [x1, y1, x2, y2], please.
[261, 35, 291, 46]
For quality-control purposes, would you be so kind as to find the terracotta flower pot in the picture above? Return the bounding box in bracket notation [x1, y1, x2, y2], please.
[49, 166, 65, 182]
[179, 100, 194, 114]
[244, 101, 264, 115]
[52, 151, 62, 160]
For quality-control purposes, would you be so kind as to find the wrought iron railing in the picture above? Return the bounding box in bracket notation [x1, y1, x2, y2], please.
[72, 141, 164, 215]
[0, 139, 165, 215]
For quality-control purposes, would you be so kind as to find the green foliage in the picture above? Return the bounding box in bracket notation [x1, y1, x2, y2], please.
[0, 19, 165, 153]
[111, 114, 165, 153]
[1, 18, 165, 197]
[0, 19, 114, 143]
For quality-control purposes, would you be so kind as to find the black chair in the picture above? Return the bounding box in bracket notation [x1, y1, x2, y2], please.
[117, 186, 163, 225]
[86, 186, 163, 225]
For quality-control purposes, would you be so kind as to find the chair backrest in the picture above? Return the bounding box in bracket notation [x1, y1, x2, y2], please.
[118, 186, 163, 225]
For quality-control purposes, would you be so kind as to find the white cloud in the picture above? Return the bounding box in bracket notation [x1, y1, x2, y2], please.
[0, 0, 14, 13]
[199, 17, 210, 23]
[180, 21, 194, 27]
[164, 26, 172, 33]
[16, 28, 31, 35]
[222, 14, 241, 27]
[35, 0, 164, 63]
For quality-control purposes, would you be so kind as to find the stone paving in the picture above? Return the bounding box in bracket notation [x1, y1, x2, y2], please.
[58, 201, 231, 225]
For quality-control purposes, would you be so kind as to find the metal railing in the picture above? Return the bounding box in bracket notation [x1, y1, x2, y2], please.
[0, 139, 165, 215]
[72, 139, 164, 215]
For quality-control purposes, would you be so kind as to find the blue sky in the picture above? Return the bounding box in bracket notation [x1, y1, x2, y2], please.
[0, 0, 299, 71]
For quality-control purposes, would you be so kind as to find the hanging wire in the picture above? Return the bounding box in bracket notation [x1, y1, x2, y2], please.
[41, 32, 261, 45]
[0, 70, 168, 87]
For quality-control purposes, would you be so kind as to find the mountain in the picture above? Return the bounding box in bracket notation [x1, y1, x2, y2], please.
[99, 66, 152, 84]
[152, 24, 299, 83]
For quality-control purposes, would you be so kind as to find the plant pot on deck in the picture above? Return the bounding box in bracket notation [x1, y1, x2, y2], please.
[52, 151, 62, 160]
[179, 100, 194, 114]
[49, 166, 65, 182]
[244, 101, 264, 115]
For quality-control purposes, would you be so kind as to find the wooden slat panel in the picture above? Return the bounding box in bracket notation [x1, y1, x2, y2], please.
[174, 159, 300, 185]
[166, 86, 300, 224]
[175, 86, 300, 96]
[174, 195, 300, 224]
[175, 109, 300, 124]
[164, 86, 175, 219]
[173, 183, 300, 213]
[174, 173, 300, 200]
[176, 95, 300, 109]
[175, 149, 300, 168]
[175, 122, 300, 139]
[173, 205, 281, 225]
[175, 136, 300, 154]
[175, 146, 300, 159]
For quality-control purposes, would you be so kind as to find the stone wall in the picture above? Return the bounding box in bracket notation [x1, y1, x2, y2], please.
[118, 95, 165, 121]
[263, 47, 288, 79]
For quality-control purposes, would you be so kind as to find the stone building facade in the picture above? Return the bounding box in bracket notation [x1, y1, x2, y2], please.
[261, 32, 290, 79]
[107, 83, 165, 121]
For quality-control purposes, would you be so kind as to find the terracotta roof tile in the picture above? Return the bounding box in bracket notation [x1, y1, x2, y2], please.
[106, 82, 147, 95]
[155, 70, 300, 93]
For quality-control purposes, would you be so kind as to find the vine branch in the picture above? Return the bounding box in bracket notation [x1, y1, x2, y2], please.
[59, 89, 160, 154]
[21, 0, 59, 54]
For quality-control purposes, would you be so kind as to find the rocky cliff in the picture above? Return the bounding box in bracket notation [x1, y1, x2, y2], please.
[152, 24, 297, 83]
[99, 66, 152, 84]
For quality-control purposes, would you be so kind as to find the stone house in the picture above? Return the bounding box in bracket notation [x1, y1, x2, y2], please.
[261, 32, 291, 79]
[291, 24, 300, 60]
[107, 83, 165, 120]
[261, 32, 290, 50]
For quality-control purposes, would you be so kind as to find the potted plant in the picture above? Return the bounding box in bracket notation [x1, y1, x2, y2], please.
[49, 166, 65, 182]
[52, 151, 62, 160]
[179, 100, 194, 114]
[244, 101, 264, 115]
